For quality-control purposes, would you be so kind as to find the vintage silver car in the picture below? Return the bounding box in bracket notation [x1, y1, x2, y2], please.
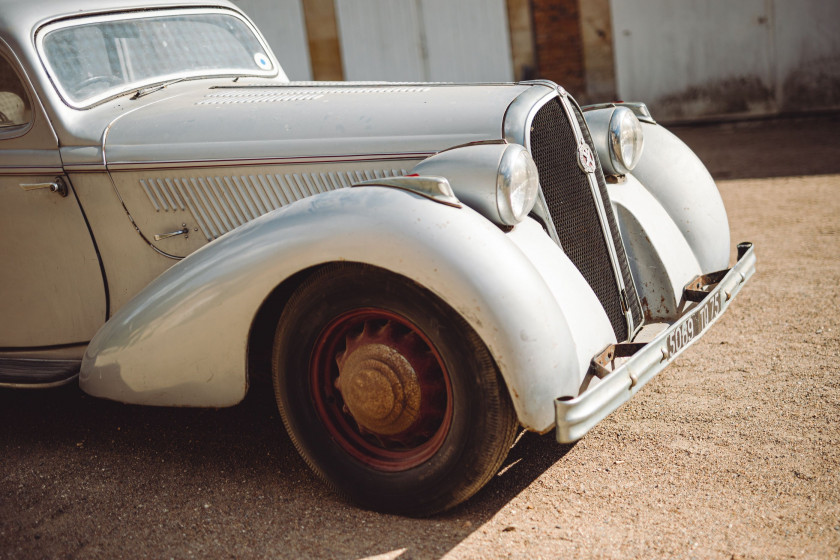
[1, 0, 755, 515]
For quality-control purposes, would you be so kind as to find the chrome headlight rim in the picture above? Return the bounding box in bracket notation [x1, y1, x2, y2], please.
[608, 106, 644, 174]
[496, 144, 540, 226]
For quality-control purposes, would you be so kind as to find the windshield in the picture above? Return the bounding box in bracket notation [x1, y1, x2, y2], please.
[38, 9, 278, 107]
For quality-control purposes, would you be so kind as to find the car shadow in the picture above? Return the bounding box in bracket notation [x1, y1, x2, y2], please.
[668, 112, 840, 181]
[0, 382, 572, 559]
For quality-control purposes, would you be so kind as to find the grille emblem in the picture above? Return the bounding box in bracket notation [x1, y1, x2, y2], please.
[577, 141, 596, 173]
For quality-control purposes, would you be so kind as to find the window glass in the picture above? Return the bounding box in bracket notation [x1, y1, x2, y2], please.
[41, 11, 274, 106]
[0, 55, 32, 129]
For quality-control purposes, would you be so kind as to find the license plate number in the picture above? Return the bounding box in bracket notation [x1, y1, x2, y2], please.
[667, 291, 723, 356]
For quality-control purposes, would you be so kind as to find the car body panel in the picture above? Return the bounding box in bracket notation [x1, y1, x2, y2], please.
[608, 174, 703, 321]
[66, 170, 175, 314]
[101, 82, 530, 257]
[80, 185, 618, 432]
[0, 175, 107, 347]
[1, 1, 284, 165]
[626, 122, 730, 274]
[0, 39, 107, 348]
[1, 0, 753, 460]
[102, 83, 529, 165]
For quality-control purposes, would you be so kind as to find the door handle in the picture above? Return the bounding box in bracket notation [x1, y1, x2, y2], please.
[20, 177, 68, 197]
[154, 224, 190, 241]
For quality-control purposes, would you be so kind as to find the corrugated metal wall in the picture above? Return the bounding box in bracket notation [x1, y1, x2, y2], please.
[234, 0, 513, 83]
[234, 0, 840, 121]
[610, 0, 840, 121]
[334, 0, 514, 82]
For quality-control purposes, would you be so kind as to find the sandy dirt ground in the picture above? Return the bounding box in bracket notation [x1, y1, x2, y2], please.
[1, 114, 839, 559]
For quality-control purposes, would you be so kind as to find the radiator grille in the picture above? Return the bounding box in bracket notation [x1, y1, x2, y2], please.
[529, 97, 632, 341]
[570, 103, 644, 330]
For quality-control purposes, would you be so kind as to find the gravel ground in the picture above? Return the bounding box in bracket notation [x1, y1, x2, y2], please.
[1, 115, 839, 559]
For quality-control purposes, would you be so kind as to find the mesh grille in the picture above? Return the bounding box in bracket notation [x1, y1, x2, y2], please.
[529, 98, 629, 341]
[570, 103, 644, 331]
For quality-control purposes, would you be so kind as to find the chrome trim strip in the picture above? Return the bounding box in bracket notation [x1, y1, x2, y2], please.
[0, 357, 81, 388]
[196, 86, 433, 105]
[555, 243, 756, 443]
[558, 93, 636, 336]
[104, 153, 433, 171]
[583, 102, 657, 125]
[0, 167, 64, 174]
[503, 85, 563, 246]
[352, 176, 461, 208]
[99, 94, 183, 259]
[0, 374, 78, 389]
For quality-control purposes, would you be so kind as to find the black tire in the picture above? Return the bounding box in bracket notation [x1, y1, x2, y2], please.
[272, 263, 518, 516]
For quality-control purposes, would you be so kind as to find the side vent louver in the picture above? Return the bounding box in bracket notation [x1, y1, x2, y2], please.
[140, 168, 408, 240]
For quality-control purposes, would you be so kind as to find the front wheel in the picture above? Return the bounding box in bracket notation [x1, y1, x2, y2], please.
[272, 264, 518, 515]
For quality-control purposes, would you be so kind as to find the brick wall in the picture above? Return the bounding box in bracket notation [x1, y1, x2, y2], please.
[530, 0, 586, 95]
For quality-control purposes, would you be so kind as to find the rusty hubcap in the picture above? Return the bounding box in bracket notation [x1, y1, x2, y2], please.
[310, 309, 452, 471]
[336, 343, 422, 435]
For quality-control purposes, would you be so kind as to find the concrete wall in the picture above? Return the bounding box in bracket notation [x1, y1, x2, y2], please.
[610, 0, 840, 121]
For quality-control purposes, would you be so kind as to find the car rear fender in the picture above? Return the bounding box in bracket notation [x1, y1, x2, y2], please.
[80, 185, 616, 432]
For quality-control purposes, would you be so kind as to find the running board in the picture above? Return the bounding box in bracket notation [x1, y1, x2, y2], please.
[0, 358, 80, 388]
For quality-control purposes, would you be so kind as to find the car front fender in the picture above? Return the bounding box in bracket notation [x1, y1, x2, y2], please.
[629, 122, 730, 274]
[80, 186, 615, 432]
[608, 174, 703, 321]
[583, 108, 729, 274]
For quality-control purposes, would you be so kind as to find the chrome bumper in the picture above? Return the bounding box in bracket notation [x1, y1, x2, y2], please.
[555, 242, 756, 443]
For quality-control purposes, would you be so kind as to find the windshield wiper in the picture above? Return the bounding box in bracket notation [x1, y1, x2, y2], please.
[130, 78, 186, 100]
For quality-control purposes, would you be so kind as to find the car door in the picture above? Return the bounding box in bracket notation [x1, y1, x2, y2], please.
[0, 47, 106, 356]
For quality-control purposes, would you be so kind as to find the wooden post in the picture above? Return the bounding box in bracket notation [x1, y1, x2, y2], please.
[529, 0, 585, 94]
[579, 0, 617, 102]
[301, 0, 344, 81]
[506, 0, 537, 81]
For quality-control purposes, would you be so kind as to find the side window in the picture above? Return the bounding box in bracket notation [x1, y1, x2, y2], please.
[0, 55, 32, 131]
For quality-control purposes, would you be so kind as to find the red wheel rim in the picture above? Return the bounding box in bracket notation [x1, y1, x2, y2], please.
[310, 308, 453, 472]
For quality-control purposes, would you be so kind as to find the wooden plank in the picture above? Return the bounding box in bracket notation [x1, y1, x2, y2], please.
[301, 0, 344, 80]
[506, 0, 536, 81]
[579, 0, 616, 101]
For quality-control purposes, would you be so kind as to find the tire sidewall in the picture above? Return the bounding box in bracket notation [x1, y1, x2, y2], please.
[273, 265, 508, 513]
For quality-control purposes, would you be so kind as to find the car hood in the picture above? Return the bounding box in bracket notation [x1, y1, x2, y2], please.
[103, 82, 534, 166]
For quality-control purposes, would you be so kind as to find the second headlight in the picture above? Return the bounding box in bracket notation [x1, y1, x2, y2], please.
[608, 106, 644, 174]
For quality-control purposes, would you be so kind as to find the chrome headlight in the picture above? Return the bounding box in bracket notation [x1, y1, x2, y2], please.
[608, 107, 644, 173]
[496, 144, 540, 225]
[409, 142, 540, 227]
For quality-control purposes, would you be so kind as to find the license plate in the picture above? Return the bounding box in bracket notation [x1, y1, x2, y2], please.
[667, 290, 723, 357]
